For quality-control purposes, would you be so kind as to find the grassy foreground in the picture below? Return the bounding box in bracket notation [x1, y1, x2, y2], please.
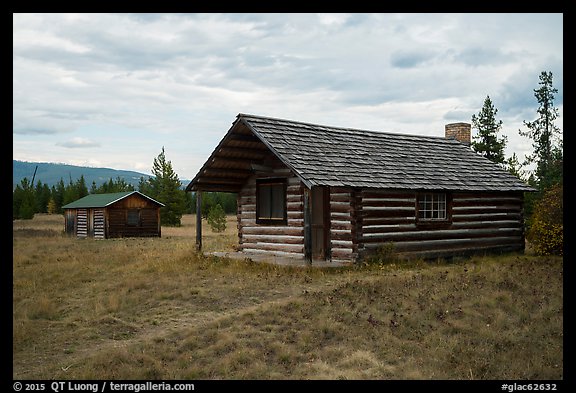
[13, 214, 563, 379]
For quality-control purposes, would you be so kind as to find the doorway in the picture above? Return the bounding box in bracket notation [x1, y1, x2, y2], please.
[311, 186, 330, 260]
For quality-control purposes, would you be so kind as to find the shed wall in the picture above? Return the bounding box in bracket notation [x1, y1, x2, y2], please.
[107, 207, 160, 238]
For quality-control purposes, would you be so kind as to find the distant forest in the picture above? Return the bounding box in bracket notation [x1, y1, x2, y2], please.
[12, 160, 157, 190]
[12, 162, 236, 219]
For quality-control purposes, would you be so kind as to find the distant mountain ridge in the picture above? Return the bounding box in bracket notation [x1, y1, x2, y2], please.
[13, 160, 190, 190]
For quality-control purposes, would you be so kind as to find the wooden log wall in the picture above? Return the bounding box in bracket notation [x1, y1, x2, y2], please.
[328, 187, 357, 264]
[238, 172, 305, 258]
[357, 190, 525, 259]
[107, 208, 160, 238]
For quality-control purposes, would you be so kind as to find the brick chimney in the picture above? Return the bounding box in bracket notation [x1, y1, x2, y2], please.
[445, 122, 471, 145]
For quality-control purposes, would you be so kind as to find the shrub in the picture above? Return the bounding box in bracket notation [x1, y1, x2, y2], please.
[526, 184, 563, 256]
[207, 204, 226, 233]
[362, 242, 398, 266]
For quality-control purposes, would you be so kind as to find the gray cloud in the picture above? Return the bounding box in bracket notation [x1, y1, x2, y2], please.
[12, 13, 563, 176]
[56, 137, 101, 148]
[390, 50, 436, 68]
[452, 47, 519, 67]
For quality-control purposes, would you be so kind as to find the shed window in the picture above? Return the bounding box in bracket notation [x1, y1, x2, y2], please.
[417, 193, 447, 221]
[127, 209, 140, 226]
[256, 178, 287, 225]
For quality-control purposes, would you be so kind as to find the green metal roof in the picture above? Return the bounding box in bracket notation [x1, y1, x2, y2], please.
[62, 191, 164, 209]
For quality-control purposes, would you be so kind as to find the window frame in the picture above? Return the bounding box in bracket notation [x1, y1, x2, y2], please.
[256, 178, 287, 225]
[416, 192, 452, 227]
[127, 208, 141, 227]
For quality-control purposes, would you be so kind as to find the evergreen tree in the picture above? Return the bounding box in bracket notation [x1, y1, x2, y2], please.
[77, 175, 89, 198]
[184, 190, 194, 214]
[52, 179, 66, 214]
[91, 176, 135, 194]
[519, 71, 563, 190]
[34, 181, 51, 213]
[193, 191, 237, 217]
[61, 175, 89, 206]
[207, 203, 227, 232]
[506, 153, 524, 181]
[146, 147, 186, 226]
[13, 178, 35, 219]
[13, 182, 25, 219]
[200, 192, 215, 219]
[138, 176, 153, 196]
[471, 95, 507, 166]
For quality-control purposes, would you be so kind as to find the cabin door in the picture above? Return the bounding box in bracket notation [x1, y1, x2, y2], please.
[65, 210, 75, 235]
[311, 186, 329, 260]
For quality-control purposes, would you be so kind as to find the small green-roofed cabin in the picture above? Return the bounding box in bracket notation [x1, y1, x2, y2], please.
[62, 191, 164, 238]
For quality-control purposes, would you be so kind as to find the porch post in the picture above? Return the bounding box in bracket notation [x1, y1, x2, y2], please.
[303, 187, 312, 264]
[196, 191, 202, 251]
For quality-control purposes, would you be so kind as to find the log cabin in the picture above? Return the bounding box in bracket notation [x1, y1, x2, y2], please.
[62, 191, 164, 238]
[187, 114, 535, 264]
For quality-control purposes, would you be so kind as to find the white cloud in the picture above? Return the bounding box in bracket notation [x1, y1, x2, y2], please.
[56, 137, 101, 148]
[12, 13, 563, 179]
[317, 13, 351, 27]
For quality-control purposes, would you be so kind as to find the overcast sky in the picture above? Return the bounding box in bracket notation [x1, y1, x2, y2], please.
[13, 13, 563, 180]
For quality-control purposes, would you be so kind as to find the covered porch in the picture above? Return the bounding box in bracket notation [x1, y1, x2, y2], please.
[209, 251, 351, 268]
[187, 115, 343, 265]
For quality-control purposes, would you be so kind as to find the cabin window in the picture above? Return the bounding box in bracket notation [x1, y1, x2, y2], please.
[256, 178, 287, 225]
[417, 193, 447, 221]
[127, 209, 140, 226]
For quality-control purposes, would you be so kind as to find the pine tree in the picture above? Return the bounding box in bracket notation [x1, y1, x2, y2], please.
[52, 179, 66, 214]
[77, 175, 89, 198]
[13, 178, 35, 219]
[147, 147, 186, 226]
[506, 153, 524, 180]
[34, 181, 51, 213]
[471, 95, 507, 166]
[207, 203, 227, 232]
[91, 177, 135, 194]
[138, 176, 153, 196]
[519, 71, 563, 190]
[61, 175, 89, 206]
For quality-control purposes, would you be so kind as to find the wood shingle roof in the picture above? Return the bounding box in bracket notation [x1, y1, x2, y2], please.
[188, 113, 534, 192]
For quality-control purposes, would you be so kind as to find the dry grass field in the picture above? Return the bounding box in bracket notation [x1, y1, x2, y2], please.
[13, 214, 563, 380]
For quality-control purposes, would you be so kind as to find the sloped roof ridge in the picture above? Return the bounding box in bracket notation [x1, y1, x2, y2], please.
[62, 190, 165, 209]
[238, 113, 454, 143]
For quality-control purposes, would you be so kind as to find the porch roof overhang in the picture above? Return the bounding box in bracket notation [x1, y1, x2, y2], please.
[186, 117, 310, 193]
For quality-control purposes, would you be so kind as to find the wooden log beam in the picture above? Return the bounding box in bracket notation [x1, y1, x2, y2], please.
[363, 236, 523, 252]
[239, 242, 305, 253]
[193, 184, 243, 192]
[195, 178, 246, 185]
[227, 133, 262, 143]
[217, 146, 270, 159]
[209, 156, 257, 166]
[196, 191, 202, 251]
[242, 234, 304, 244]
[240, 226, 304, 236]
[202, 168, 253, 177]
